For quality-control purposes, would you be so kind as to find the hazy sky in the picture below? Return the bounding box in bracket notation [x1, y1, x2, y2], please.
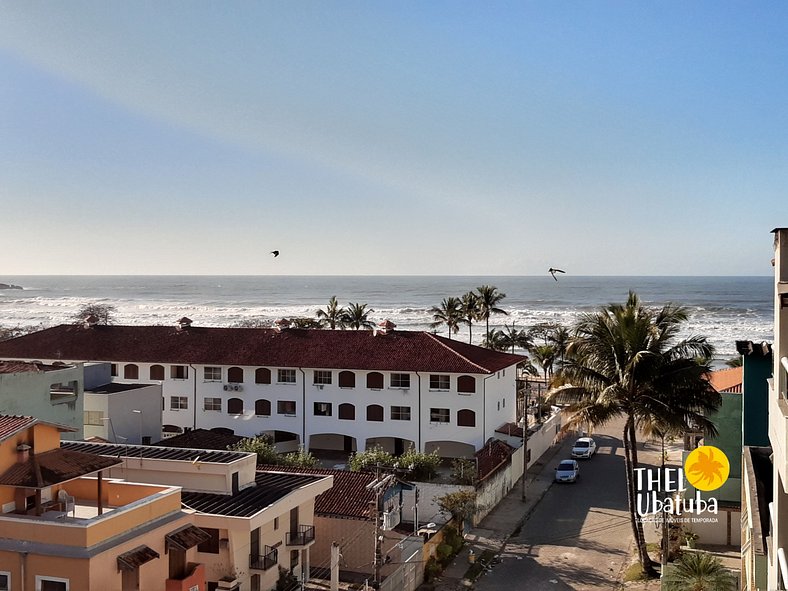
[1, 2, 785, 276]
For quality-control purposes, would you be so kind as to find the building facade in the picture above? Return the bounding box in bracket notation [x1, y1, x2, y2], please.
[0, 321, 524, 457]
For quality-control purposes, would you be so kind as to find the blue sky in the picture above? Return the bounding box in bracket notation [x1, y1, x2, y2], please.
[1, 2, 785, 275]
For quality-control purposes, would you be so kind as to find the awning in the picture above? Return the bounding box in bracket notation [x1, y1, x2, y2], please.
[165, 524, 210, 551]
[117, 545, 160, 571]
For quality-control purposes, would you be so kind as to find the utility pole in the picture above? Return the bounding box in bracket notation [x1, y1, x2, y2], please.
[521, 388, 530, 502]
[366, 465, 395, 589]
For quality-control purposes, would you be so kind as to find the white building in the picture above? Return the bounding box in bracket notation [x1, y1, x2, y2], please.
[0, 319, 524, 457]
[769, 228, 788, 590]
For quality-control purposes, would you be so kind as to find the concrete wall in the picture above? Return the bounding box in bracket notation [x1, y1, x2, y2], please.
[84, 384, 162, 444]
[743, 351, 772, 447]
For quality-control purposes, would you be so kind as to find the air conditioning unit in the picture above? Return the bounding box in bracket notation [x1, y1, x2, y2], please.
[316, 384, 324, 390]
[223, 385, 230, 391]
[234, 385, 243, 392]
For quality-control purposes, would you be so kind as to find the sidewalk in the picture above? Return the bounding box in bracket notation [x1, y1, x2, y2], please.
[431, 434, 575, 590]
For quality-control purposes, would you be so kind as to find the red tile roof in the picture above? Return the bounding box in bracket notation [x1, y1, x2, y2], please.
[0, 325, 525, 374]
[0, 360, 71, 374]
[258, 465, 378, 520]
[0, 448, 122, 488]
[0, 416, 39, 442]
[475, 439, 515, 482]
[708, 367, 743, 393]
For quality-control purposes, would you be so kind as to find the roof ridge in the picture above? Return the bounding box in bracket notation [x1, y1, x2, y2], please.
[423, 333, 490, 373]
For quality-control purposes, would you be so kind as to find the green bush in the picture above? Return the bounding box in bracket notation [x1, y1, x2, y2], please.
[424, 557, 442, 583]
[348, 445, 395, 472]
[436, 543, 454, 564]
[282, 447, 319, 467]
[399, 447, 441, 480]
[229, 434, 280, 465]
[451, 458, 477, 485]
[442, 526, 464, 554]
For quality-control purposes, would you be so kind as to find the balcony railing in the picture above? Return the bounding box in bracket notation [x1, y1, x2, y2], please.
[250, 546, 278, 571]
[286, 525, 315, 546]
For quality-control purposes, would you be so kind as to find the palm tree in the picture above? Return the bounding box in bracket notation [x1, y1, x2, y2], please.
[460, 292, 480, 345]
[547, 325, 571, 370]
[316, 296, 347, 329]
[475, 285, 508, 346]
[482, 329, 509, 352]
[724, 356, 742, 368]
[345, 302, 374, 330]
[530, 344, 556, 381]
[662, 552, 736, 591]
[430, 297, 463, 339]
[552, 291, 721, 578]
[500, 322, 533, 354]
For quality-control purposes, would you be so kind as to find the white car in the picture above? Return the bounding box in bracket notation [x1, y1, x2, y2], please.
[571, 437, 597, 459]
[555, 459, 580, 483]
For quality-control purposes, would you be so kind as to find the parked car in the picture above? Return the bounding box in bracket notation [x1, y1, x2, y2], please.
[555, 459, 580, 483]
[571, 437, 597, 459]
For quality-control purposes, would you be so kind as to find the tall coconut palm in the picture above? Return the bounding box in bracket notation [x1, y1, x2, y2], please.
[552, 291, 720, 578]
[547, 325, 571, 370]
[430, 297, 463, 339]
[460, 292, 480, 345]
[482, 329, 509, 352]
[345, 302, 374, 330]
[530, 344, 556, 381]
[316, 296, 347, 329]
[661, 552, 736, 591]
[475, 285, 508, 346]
[500, 322, 533, 354]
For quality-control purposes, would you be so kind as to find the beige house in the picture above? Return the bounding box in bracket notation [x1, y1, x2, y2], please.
[62, 440, 334, 591]
[0, 414, 206, 591]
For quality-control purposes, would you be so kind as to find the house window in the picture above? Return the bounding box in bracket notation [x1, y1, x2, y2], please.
[430, 408, 450, 423]
[170, 396, 188, 410]
[457, 409, 476, 427]
[366, 372, 384, 389]
[274, 517, 279, 530]
[171, 365, 188, 380]
[227, 398, 243, 414]
[0, 572, 8, 591]
[84, 410, 104, 426]
[366, 404, 384, 422]
[278, 369, 296, 384]
[391, 373, 410, 389]
[251, 575, 261, 591]
[338, 371, 355, 388]
[338, 403, 355, 420]
[36, 576, 69, 591]
[314, 402, 332, 416]
[290, 550, 299, 569]
[430, 375, 450, 390]
[197, 528, 220, 554]
[110, 364, 117, 377]
[278, 400, 297, 415]
[228, 367, 244, 383]
[391, 406, 411, 421]
[502, 398, 506, 408]
[204, 367, 221, 381]
[204, 398, 222, 411]
[255, 368, 271, 384]
[150, 364, 165, 380]
[124, 364, 139, 380]
[313, 370, 332, 385]
[457, 375, 476, 393]
[255, 399, 271, 416]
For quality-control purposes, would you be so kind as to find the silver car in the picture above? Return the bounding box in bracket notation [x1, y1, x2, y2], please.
[555, 459, 580, 483]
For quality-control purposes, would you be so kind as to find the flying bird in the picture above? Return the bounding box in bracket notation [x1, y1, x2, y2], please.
[548, 268, 565, 281]
[271, 250, 280, 258]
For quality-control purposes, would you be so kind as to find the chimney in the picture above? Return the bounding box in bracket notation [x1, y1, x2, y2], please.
[83, 314, 99, 329]
[16, 443, 31, 463]
[177, 317, 193, 331]
[376, 320, 396, 336]
[274, 318, 291, 333]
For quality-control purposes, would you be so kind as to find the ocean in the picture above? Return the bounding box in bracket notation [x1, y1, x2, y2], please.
[0, 275, 773, 359]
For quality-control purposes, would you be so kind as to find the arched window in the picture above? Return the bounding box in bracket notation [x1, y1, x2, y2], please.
[366, 404, 384, 422]
[366, 372, 384, 389]
[149, 365, 164, 380]
[227, 398, 244, 414]
[338, 403, 355, 420]
[228, 367, 244, 383]
[457, 409, 476, 427]
[255, 399, 271, 416]
[124, 364, 139, 380]
[339, 371, 356, 388]
[457, 375, 476, 394]
[255, 368, 271, 384]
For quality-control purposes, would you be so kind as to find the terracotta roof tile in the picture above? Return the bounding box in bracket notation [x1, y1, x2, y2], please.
[475, 439, 515, 482]
[708, 367, 743, 393]
[0, 325, 524, 374]
[117, 545, 160, 571]
[258, 466, 378, 520]
[0, 448, 122, 488]
[0, 416, 39, 442]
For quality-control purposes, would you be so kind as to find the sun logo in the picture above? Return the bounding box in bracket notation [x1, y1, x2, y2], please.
[684, 446, 729, 491]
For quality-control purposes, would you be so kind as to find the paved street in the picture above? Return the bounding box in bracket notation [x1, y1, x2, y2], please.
[476, 417, 637, 591]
